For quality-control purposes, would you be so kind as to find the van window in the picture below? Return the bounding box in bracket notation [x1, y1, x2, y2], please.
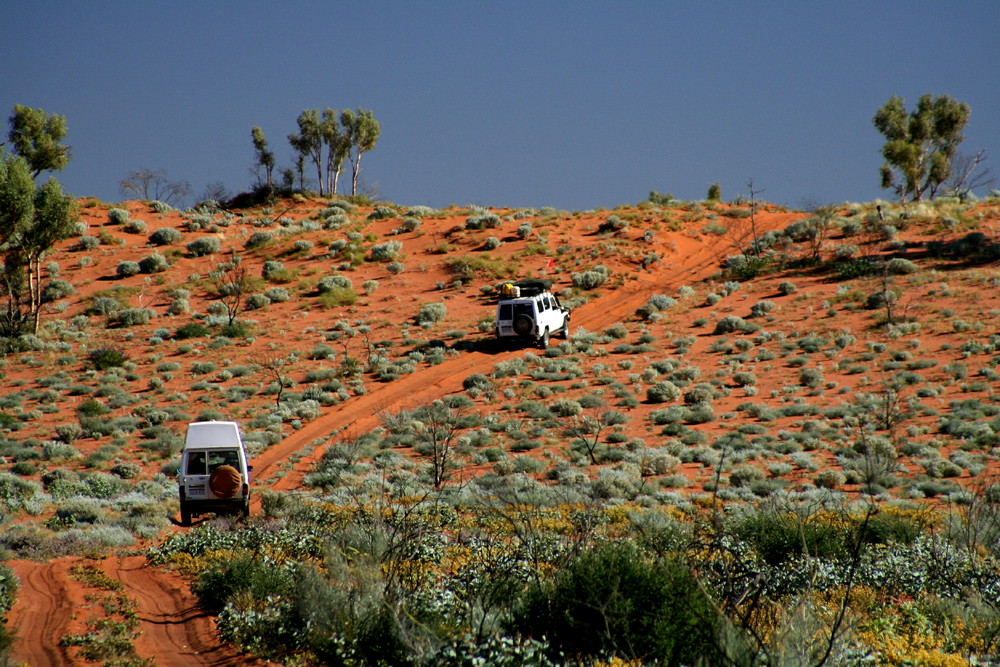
[499, 303, 513, 320]
[185, 451, 207, 475]
[208, 450, 240, 471]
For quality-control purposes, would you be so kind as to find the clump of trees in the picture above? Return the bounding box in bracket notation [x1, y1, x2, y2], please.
[1, 105, 78, 340]
[252, 107, 380, 198]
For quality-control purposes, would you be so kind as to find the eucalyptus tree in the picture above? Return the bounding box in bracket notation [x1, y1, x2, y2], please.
[251, 126, 275, 190]
[341, 108, 381, 196]
[288, 109, 325, 195]
[5, 105, 70, 177]
[873, 94, 970, 202]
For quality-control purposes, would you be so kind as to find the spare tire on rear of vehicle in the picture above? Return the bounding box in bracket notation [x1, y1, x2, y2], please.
[209, 465, 242, 498]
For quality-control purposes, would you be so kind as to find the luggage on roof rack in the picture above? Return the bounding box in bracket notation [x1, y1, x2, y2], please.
[498, 279, 551, 298]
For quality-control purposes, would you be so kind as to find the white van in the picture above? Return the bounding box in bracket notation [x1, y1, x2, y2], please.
[177, 421, 252, 525]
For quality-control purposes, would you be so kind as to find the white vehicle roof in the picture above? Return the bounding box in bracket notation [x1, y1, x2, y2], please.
[184, 421, 244, 449]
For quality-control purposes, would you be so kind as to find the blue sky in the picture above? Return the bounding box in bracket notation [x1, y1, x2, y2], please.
[4, 1, 998, 210]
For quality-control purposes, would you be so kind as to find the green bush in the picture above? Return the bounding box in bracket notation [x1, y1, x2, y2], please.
[265, 287, 290, 302]
[367, 205, 397, 220]
[174, 322, 211, 339]
[370, 240, 402, 261]
[186, 236, 221, 257]
[41, 279, 75, 302]
[138, 253, 169, 273]
[571, 266, 608, 290]
[245, 231, 273, 249]
[112, 308, 154, 327]
[116, 261, 140, 278]
[647, 381, 681, 403]
[88, 347, 127, 370]
[122, 218, 147, 234]
[149, 227, 182, 245]
[108, 208, 129, 225]
[777, 280, 798, 295]
[512, 542, 722, 664]
[417, 302, 447, 326]
[316, 274, 353, 293]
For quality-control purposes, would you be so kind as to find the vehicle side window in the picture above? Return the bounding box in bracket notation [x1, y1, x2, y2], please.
[185, 451, 207, 475]
[499, 304, 512, 320]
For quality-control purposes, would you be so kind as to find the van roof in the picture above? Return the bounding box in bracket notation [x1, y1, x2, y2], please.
[184, 421, 244, 449]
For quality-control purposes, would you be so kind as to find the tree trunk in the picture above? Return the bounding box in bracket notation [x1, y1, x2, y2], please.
[351, 151, 363, 196]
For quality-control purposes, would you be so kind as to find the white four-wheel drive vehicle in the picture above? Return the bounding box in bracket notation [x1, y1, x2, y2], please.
[495, 279, 570, 348]
[177, 421, 252, 526]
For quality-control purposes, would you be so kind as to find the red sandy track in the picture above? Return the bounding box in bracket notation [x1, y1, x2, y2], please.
[8, 556, 270, 667]
[252, 232, 730, 492]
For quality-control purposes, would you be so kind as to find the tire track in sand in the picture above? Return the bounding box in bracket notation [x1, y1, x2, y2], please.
[253, 235, 726, 493]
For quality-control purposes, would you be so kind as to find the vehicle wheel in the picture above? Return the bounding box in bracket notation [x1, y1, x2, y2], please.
[539, 328, 550, 348]
[240, 500, 250, 519]
[560, 320, 570, 338]
[180, 503, 192, 527]
[513, 314, 533, 338]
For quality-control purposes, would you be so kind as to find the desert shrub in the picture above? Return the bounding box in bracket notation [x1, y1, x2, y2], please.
[245, 293, 270, 310]
[116, 261, 140, 278]
[261, 260, 287, 281]
[777, 281, 798, 295]
[370, 240, 402, 261]
[293, 239, 314, 253]
[572, 266, 608, 290]
[598, 215, 628, 233]
[78, 235, 100, 250]
[245, 231, 273, 249]
[367, 205, 397, 220]
[264, 287, 290, 302]
[466, 213, 501, 229]
[361, 279, 379, 296]
[729, 464, 767, 487]
[836, 257, 881, 279]
[405, 205, 436, 217]
[316, 274, 353, 293]
[484, 237, 502, 250]
[186, 236, 221, 257]
[886, 257, 919, 274]
[138, 253, 169, 273]
[317, 288, 357, 308]
[387, 261, 405, 275]
[714, 315, 757, 334]
[174, 323, 211, 339]
[749, 300, 775, 318]
[417, 302, 447, 326]
[462, 373, 493, 392]
[41, 279, 75, 302]
[149, 227, 182, 245]
[732, 371, 758, 387]
[866, 290, 897, 310]
[815, 469, 846, 489]
[517, 222, 533, 238]
[122, 218, 147, 234]
[110, 461, 141, 479]
[512, 542, 722, 664]
[400, 217, 421, 232]
[112, 308, 154, 327]
[647, 381, 681, 403]
[88, 347, 127, 370]
[108, 208, 129, 225]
